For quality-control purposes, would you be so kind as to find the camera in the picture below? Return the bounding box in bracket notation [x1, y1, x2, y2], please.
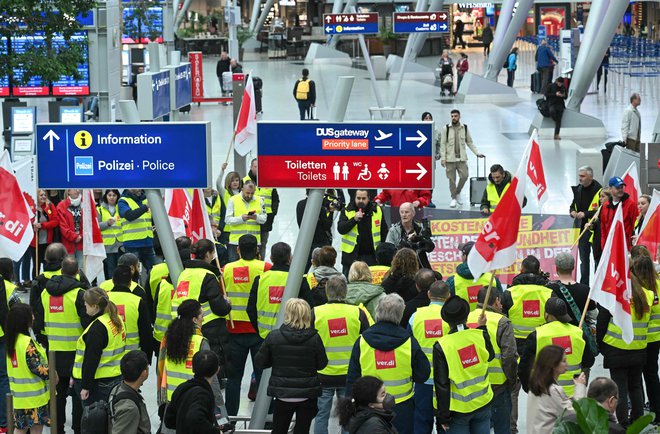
[323, 193, 345, 212]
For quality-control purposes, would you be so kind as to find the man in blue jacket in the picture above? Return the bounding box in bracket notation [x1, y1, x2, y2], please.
[536, 39, 558, 93]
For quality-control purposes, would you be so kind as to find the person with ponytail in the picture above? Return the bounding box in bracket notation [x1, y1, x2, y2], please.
[72, 287, 126, 406]
[5, 304, 51, 434]
[597, 255, 654, 426]
[170, 239, 231, 380]
[157, 299, 223, 408]
[336, 376, 397, 434]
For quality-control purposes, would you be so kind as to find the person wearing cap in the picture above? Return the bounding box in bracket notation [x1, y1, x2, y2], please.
[518, 298, 594, 397]
[600, 176, 639, 250]
[466, 287, 517, 434]
[446, 241, 503, 312]
[338, 190, 389, 277]
[433, 295, 494, 432]
[346, 293, 430, 434]
[546, 252, 598, 328]
[408, 280, 451, 433]
[569, 166, 602, 285]
[370, 242, 395, 285]
[222, 234, 271, 416]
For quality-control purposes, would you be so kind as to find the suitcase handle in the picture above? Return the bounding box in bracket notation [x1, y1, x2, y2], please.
[476, 155, 487, 178]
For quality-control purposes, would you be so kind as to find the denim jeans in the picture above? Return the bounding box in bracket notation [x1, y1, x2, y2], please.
[103, 252, 121, 281]
[413, 383, 434, 434]
[393, 398, 415, 434]
[124, 246, 157, 273]
[491, 391, 512, 434]
[0, 340, 9, 427]
[445, 404, 492, 434]
[315, 387, 346, 434]
[225, 333, 263, 416]
[74, 376, 122, 407]
[13, 249, 32, 283]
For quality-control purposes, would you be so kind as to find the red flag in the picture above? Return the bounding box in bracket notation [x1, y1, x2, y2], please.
[622, 161, 641, 206]
[82, 189, 106, 282]
[0, 150, 34, 261]
[636, 189, 660, 254]
[527, 132, 548, 208]
[234, 74, 257, 156]
[188, 189, 215, 244]
[591, 205, 633, 343]
[467, 135, 532, 277]
[164, 189, 191, 239]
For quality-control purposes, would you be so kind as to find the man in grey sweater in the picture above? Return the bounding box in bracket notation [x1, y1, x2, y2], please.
[110, 350, 151, 434]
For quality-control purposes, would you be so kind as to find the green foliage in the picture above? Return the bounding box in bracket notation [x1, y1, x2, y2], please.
[378, 25, 398, 45]
[0, 0, 94, 84]
[236, 26, 253, 47]
[122, 0, 162, 43]
[553, 398, 655, 434]
[626, 413, 655, 434]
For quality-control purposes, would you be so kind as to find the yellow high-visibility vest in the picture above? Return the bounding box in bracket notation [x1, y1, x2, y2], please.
[359, 337, 413, 404]
[223, 258, 267, 323]
[508, 284, 553, 339]
[73, 313, 126, 379]
[536, 321, 585, 396]
[7, 334, 49, 410]
[42, 288, 84, 351]
[149, 263, 170, 300]
[341, 208, 382, 254]
[0, 279, 16, 338]
[228, 194, 262, 244]
[314, 303, 362, 376]
[107, 291, 142, 352]
[99, 279, 140, 294]
[97, 205, 123, 246]
[205, 195, 222, 227]
[171, 268, 223, 325]
[438, 329, 493, 413]
[649, 280, 660, 343]
[467, 309, 506, 386]
[154, 280, 174, 342]
[411, 304, 450, 380]
[369, 265, 390, 285]
[485, 182, 510, 212]
[165, 333, 205, 400]
[255, 270, 288, 338]
[454, 272, 494, 312]
[118, 196, 153, 242]
[603, 289, 654, 350]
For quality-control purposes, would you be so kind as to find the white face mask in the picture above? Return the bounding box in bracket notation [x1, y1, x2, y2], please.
[69, 196, 81, 207]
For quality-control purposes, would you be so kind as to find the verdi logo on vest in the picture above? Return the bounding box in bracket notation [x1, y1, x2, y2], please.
[328, 317, 348, 337]
[186, 342, 196, 369]
[522, 300, 541, 318]
[467, 285, 481, 303]
[50, 295, 64, 313]
[552, 335, 573, 355]
[116, 304, 126, 322]
[233, 266, 250, 283]
[269, 286, 284, 304]
[10, 350, 18, 368]
[458, 344, 480, 369]
[177, 280, 190, 298]
[424, 319, 445, 338]
[375, 349, 397, 369]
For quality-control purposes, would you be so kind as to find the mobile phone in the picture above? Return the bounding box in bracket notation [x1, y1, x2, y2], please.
[248, 210, 256, 215]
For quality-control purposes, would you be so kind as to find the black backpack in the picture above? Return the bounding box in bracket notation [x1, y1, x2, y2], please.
[503, 55, 509, 69]
[310, 277, 329, 307]
[81, 390, 142, 434]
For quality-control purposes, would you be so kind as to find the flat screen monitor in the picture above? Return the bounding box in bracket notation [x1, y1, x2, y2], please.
[11, 33, 49, 97]
[52, 31, 90, 96]
[11, 106, 36, 135]
[60, 106, 84, 124]
[0, 37, 9, 97]
[122, 6, 164, 44]
[12, 137, 33, 153]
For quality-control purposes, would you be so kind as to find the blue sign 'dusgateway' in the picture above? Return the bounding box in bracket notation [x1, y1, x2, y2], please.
[36, 122, 211, 189]
[172, 63, 192, 109]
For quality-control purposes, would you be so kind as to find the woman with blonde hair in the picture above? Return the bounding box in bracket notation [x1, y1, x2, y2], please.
[255, 298, 328, 434]
[216, 163, 244, 245]
[346, 261, 384, 318]
[381, 248, 419, 301]
[72, 287, 126, 405]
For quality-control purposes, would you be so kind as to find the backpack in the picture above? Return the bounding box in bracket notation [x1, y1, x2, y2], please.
[445, 124, 468, 142]
[81, 389, 142, 434]
[503, 55, 509, 69]
[310, 277, 329, 307]
[296, 79, 310, 100]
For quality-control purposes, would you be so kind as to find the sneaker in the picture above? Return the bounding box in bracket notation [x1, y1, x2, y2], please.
[84, 110, 94, 117]
[449, 199, 457, 208]
[428, 201, 437, 208]
[456, 197, 463, 206]
[554, 134, 561, 140]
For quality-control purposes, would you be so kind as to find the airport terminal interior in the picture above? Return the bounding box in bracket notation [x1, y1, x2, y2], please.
[2, 0, 660, 432]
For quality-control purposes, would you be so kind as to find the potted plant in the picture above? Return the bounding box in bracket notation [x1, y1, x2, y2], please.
[379, 25, 398, 57]
[553, 397, 654, 434]
[236, 26, 253, 61]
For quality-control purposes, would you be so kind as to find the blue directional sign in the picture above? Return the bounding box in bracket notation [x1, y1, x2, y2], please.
[36, 122, 211, 189]
[137, 71, 171, 120]
[323, 13, 379, 35]
[257, 122, 434, 189]
[170, 63, 192, 110]
[393, 12, 449, 33]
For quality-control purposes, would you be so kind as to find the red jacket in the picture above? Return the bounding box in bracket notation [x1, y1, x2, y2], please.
[30, 203, 60, 248]
[374, 190, 432, 208]
[56, 198, 83, 253]
[600, 193, 639, 250]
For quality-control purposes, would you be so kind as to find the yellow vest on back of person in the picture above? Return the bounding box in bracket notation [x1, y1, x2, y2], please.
[73, 313, 126, 379]
[165, 333, 205, 401]
[648, 280, 660, 343]
[42, 288, 84, 351]
[359, 337, 413, 404]
[255, 270, 288, 338]
[154, 280, 174, 342]
[411, 304, 450, 380]
[223, 258, 267, 323]
[536, 321, 585, 396]
[108, 291, 142, 352]
[369, 265, 389, 285]
[0, 279, 15, 339]
[314, 303, 362, 377]
[508, 284, 553, 339]
[171, 268, 223, 325]
[603, 289, 654, 351]
[454, 272, 493, 312]
[467, 309, 506, 386]
[150, 262, 170, 300]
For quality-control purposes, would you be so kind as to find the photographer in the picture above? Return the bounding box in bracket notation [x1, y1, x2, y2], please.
[338, 190, 388, 277]
[297, 189, 342, 269]
[386, 203, 435, 270]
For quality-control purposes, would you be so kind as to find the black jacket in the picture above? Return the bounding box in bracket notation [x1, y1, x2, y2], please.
[293, 78, 316, 104]
[182, 259, 232, 330]
[80, 311, 118, 389]
[545, 82, 566, 107]
[164, 376, 218, 434]
[216, 57, 231, 77]
[518, 324, 595, 393]
[479, 171, 527, 211]
[30, 262, 90, 312]
[34, 275, 90, 348]
[570, 180, 603, 230]
[546, 280, 597, 326]
[433, 326, 494, 425]
[348, 407, 397, 434]
[381, 273, 417, 302]
[296, 197, 333, 247]
[247, 264, 312, 331]
[338, 202, 389, 264]
[111, 284, 153, 361]
[596, 306, 646, 368]
[346, 321, 430, 395]
[254, 324, 328, 398]
[0, 279, 9, 338]
[400, 290, 430, 327]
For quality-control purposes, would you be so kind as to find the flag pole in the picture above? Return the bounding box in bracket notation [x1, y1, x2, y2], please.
[225, 132, 237, 166]
[570, 203, 603, 249]
[577, 284, 594, 329]
[481, 272, 497, 315]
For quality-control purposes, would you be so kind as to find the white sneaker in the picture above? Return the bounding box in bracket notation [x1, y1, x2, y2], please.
[456, 197, 463, 205]
[449, 199, 457, 208]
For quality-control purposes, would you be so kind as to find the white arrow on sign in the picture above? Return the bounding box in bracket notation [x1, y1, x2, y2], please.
[439, 23, 448, 31]
[406, 162, 428, 180]
[326, 26, 333, 32]
[325, 15, 332, 22]
[405, 130, 427, 148]
[438, 13, 448, 20]
[43, 129, 60, 151]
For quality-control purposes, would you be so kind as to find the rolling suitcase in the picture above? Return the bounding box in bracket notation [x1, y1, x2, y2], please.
[470, 155, 488, 206]
[531, 71, 541, 93]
